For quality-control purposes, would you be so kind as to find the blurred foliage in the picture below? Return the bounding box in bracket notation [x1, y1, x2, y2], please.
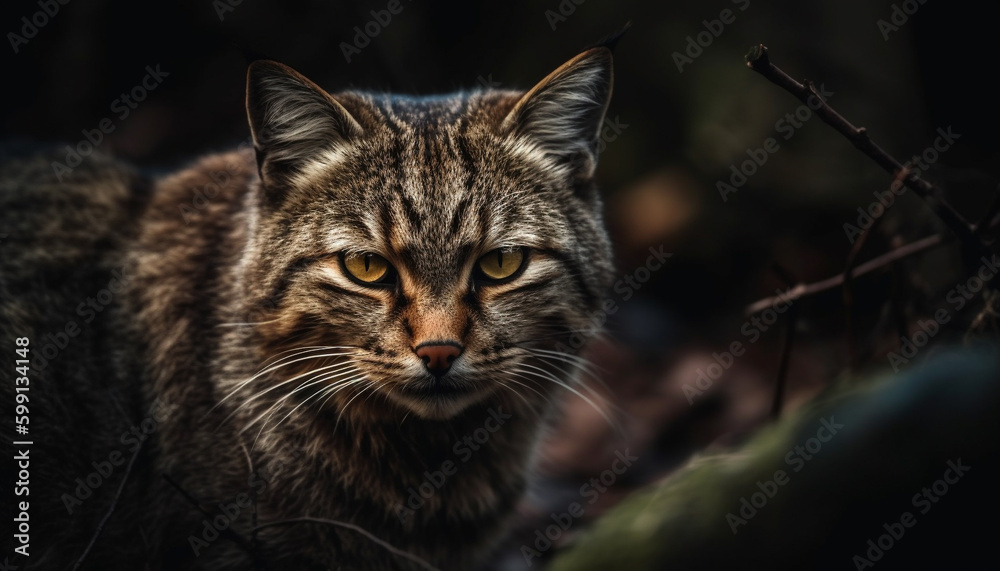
[549, 347, 1000, 571]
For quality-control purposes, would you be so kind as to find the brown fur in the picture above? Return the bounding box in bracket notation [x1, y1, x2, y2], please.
[1, 47, 615, 570]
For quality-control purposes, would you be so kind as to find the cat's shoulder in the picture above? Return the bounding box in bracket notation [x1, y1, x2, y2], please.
[154, 146, 257, 207]
[0, 146, 149, 284]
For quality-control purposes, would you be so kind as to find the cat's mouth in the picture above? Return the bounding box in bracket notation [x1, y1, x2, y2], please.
[398, 377, 476, 398]
[383, 375, 495, 419]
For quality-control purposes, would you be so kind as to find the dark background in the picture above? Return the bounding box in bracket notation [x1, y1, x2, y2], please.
[3, 0, 999, 568]
[3, 0, 998, 336]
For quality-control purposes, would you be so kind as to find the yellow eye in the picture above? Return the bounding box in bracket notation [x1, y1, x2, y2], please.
[477, 247, 525, 281]
[343, 252, 392, 284]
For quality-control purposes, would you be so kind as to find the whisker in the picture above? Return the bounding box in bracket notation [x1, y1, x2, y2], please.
[500, 373, 554, 426]
[518, 351, 628, 419]
[511, 364, 623, 435]
[495, 379, 534, 409]
[210, 349, 356, 416]
[255, 346, 357, 373]
[265, 368, 365, 438]
[334, 379, 377, 429]
[519, 346, 609, 377]
[220, 361, 358, 431]
[314, 374, 371, 418]
[248, 365, 362, 436]
[214, 316, 283, 328]
[511, 327, 602, 345]
[250, 374, 366, 451]
[500, 373, 551, 407]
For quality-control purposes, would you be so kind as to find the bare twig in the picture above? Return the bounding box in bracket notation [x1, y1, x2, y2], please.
[967, 288, 1000, 337]
[974, 184, 1000, 240]
[769, 263, 798, 288]
[238, 442, 262, 555]
[767, 265, 799, 420]
[72, 441, 144, 571]
[252, 517, 441, 571]
[843, 184, 893, 368]
[771, 303, 798, 420]
[890, 263, 911, 344]
[745, 233, 947, 316]
[161, 473, 261, 562]
[745, 44, 989, 263]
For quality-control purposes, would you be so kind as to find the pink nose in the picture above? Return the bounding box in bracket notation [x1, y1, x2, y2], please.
[415, 343, 463, 377]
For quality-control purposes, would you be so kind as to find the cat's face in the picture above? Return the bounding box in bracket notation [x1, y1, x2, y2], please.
[242, 50, 614, 420]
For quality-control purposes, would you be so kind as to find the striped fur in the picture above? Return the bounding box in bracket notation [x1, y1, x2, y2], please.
[0, 47, 614, 570]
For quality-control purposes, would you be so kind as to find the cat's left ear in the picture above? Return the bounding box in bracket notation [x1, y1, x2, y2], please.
[246, 61, 363, 194]
[501, 47, 613, 179]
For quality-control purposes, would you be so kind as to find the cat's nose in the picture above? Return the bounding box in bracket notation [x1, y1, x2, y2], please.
[414, 342, 463, 377]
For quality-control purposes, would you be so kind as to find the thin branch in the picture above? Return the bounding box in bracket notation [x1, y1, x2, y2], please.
[767, 264, 799, 420]
[843, 181, 894, 368]
[161, 473, 261, 562]
[745, 233, 946, 316]
[771, 304, 797, 420]
[238, 442, 262, 556]
[891, 254, 912, 343]
[72, 441, 144, 571]
[974, 183, 1000, 240]
[769, 263, 798, 287]
[252, 517, 441, 571]
[745, 44, 990, 262]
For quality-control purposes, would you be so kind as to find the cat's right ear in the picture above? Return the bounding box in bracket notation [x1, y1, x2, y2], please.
[246, 61, 363, 193]
[500, 47, 613, 181]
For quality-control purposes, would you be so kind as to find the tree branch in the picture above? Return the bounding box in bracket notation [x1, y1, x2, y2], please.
[974, 184, 1000, 240]
[71, 441, 144, 571]
[771, 303, 797, 420]
[161, 473, 261, 564]
[745, 44, 989, 263]
[745, 233, 946, 316]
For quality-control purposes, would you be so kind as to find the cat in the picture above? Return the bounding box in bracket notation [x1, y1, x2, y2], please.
[0, 43, 615, 570]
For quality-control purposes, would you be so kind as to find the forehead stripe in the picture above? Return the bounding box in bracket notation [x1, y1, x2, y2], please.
[397, 192, 423, 232]
[449, 196, 471, 237]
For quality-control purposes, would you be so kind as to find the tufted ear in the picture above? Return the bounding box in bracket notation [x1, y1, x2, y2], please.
[246, 60, 363, 193]
[501, 47, 614, 179]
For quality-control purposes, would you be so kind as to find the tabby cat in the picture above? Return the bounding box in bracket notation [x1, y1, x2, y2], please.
[0, 44, 615, 570]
